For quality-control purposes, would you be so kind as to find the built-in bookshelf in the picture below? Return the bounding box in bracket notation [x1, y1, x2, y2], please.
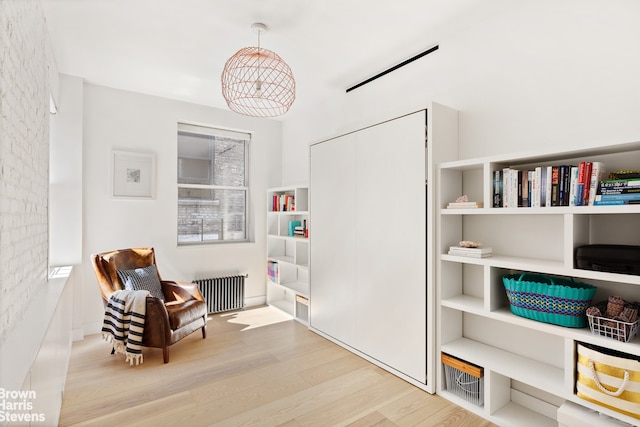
[437, 140, 640, 426]
[266, 186, 309, 324]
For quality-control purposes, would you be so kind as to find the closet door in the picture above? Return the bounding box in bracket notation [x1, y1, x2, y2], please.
[309, 134, 357, 345]
[354, 111, 426, 383]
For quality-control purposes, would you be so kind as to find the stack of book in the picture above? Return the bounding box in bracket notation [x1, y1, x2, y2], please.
[293, 219, 308, 237]
[594, 177, 640, 205]
[448, 246, 493, 258]
[447, 201, 483, 209]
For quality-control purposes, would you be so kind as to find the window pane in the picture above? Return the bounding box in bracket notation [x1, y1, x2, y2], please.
[178, 132, 246, 186]
[177, 188, 246, 243]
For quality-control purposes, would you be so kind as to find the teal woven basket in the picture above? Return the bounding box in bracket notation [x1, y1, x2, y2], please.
[502, 273, 597, 328]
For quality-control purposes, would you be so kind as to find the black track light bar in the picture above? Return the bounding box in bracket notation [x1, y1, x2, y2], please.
[346, 44, 439, 93]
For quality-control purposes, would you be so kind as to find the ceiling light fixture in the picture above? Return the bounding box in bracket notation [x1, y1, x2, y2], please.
[221, 23, 296, 118]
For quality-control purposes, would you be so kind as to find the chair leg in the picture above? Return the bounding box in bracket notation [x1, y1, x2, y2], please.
[201, 324, 207, 339]
[163, 347, 169, 363]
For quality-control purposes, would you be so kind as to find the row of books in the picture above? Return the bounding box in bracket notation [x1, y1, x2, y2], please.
[272, 194, 295, 212]
[494, 162, 607, 208]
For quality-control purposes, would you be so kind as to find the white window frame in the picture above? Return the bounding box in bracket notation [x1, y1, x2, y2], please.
[177, 123, 250, 245]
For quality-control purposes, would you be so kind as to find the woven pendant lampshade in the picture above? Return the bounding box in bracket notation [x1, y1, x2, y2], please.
[221, 23, 296, 117]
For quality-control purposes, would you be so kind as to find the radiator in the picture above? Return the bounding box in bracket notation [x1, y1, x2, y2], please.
[193, 274, 246, 314]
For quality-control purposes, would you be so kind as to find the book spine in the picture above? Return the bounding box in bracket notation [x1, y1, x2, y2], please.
[545, 166, 552, 207]
[568, 166, 579, 207]
[594, 193, 640, 201]
[517, 170, 523, 207]
[598, 186, 640, 194]
[527, 171, 533, 207]
[502, 168, 510, 208]
[532, 167, 541, 208]
[560, 165, 572, 206]
[593, 199, 640, 205]
[599, 179, 640, 188]
[493, 170, 503, 208]
[588, 162, 606, 206]
[579, 161, 592, 206]
[574, 161, 586, 206]
[551, 166, 560, 206]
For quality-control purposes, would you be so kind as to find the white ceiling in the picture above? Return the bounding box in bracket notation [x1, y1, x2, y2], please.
[41, 0, 509, 119]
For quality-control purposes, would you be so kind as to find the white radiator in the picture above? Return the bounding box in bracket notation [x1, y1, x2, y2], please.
[193, 274, 246, 313]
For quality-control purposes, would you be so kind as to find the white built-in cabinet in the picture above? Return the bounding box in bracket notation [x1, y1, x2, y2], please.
[437, 141, 640, 426]
[266, 186, 310, 324]
[309, 105, 458, 391]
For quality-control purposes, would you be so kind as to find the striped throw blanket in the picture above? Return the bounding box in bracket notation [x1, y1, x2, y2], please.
[102, 289, 149, 365]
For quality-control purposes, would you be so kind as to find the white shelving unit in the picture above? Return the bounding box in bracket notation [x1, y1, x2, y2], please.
[436, 141, 640, 426]
[266, 186, 310, 324]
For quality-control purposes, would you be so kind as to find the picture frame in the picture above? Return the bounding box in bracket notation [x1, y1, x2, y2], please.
[111, 150, 156, 198]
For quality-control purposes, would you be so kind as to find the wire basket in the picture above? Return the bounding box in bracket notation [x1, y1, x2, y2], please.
[587, 301, 640, 342]
[442, 353, 484, 407]
[502, 272, 597, 328]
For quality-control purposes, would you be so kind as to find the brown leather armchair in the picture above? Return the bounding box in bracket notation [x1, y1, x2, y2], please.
[91, 247, 207, 363]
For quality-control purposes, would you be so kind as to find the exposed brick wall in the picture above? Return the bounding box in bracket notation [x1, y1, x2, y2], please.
[0, 0, 52, 346]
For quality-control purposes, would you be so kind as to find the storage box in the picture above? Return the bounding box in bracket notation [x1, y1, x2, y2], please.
[575, 244, 640, 276]
[587, 301, 640, 343]
[576, 342, 640, 420]
[502, 272, 597, 328]
[442, 353, 484, 407]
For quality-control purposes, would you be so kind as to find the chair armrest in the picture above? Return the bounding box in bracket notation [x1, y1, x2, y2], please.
[145, 296, 172, 344]
[161, 280, 205, 303]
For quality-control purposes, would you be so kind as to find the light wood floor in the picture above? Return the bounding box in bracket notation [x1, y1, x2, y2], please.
[60, 306, 495, 427]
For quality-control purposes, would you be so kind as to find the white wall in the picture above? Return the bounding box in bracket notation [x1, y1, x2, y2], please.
[282, 0, 640, 184]
[50, 73, 83, 267]
[80, 83, 282, 335]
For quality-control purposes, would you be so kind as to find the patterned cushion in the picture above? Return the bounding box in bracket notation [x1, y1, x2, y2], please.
[117, 265, 164, 300]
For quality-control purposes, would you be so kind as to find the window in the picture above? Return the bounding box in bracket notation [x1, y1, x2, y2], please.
[177, 123, 250, 244]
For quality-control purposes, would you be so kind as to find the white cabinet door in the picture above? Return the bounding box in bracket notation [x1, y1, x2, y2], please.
[354, 111, 426, 383]
[309, 135, 357, 345]
[310, 111, 428, 384]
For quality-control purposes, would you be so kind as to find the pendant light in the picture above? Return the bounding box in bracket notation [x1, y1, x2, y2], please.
[221, 23, 296, 117]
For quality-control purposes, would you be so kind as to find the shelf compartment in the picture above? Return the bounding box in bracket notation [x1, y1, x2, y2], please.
[441, 337, 565, 398]
[266, 282, 295, 317]
[455, 214, 564, 262]
[442, 254, 565, 276]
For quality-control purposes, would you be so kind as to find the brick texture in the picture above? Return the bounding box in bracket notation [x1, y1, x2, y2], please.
[0, 0, 52, 346]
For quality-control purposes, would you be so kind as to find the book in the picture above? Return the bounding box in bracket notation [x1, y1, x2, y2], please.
[559, 165, 572, 206]
[447, 201, 484, 208]
[568, 165, 579, 206]
[593, 199, 640, 206]
[493, 170, 503, 208]
[448, 246, 493, 254]
[447, 248, 493, 258]
[551, 166, 560, 206]
[575, 161, 589, 206]
[598, 187, 640, 195]
[288, 220, 301, 236]
[588, 162, 606, 206]
[594, 193, 640, 201]
[597, 178, 640, 191]
[519, 170, 529, 207]
[502, 167, 511, 208]
[545, 165, 552, 207]
[527, 170, 533, 207]
[531, 167, 541, 207]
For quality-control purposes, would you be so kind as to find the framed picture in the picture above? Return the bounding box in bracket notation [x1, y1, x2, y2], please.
[112, 150, 156, 198]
